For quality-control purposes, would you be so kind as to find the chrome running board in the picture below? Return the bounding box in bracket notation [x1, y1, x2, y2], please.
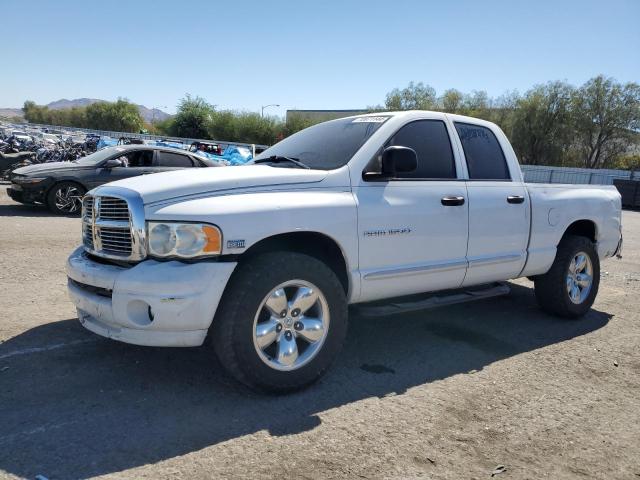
[353, 282, 510, 317]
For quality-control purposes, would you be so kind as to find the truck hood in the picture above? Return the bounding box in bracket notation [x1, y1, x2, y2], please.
[100, 165, 329, 204]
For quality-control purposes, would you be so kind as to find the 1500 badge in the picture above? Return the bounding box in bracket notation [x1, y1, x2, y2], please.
[227, 239, 246, 249]
[363, 227, 412, 237]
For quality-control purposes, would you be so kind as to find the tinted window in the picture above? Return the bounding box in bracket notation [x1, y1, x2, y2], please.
[454, 123, 510, 180]
[253, 116, 388, 170]
[76, 147, 126, 165]
[117, 150, 153, 167]
[156, 151, 194, 168]
[387, 120, 456, 179]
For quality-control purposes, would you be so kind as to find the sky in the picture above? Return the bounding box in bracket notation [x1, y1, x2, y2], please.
[2, 0, 638, 118]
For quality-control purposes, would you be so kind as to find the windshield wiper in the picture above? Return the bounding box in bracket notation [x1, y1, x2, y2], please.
[253, 155, 310, 169]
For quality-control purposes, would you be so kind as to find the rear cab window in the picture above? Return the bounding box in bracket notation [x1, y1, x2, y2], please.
[454, 122, 510, 180]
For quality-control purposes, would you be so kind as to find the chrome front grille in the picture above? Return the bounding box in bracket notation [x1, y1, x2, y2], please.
[82, 221, 94, 250]
[81, 188, 146, 261]
[84, 196, 94, 218]
[98, 197, 129, 221]
[99, 227, 133, 254]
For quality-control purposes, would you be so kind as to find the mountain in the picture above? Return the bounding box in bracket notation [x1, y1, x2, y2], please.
[46, 98, 102, 110]
[136, 105, 172, 123]
[0, 108, 22, 119]
[0, 98, 171, 123]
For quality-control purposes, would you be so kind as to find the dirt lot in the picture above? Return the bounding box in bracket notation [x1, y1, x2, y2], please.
[0, 186, 638, 480]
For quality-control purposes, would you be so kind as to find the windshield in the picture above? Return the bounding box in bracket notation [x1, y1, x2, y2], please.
[74, 147, 126, 165]
[253, 116, 389, 170]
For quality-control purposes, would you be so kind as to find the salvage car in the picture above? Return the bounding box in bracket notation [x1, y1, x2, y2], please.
[10, 130, 32, 143]
[7, 145, 222, 214]
[65, 111, 623, 392]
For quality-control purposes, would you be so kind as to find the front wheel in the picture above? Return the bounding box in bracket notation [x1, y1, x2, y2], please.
[211, 252, 348, 393]
[534, 235, 600, 318]
[47, 181, 85, 215]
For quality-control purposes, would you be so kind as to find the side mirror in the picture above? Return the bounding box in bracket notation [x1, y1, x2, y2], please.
[103, 158, 123, 169]
[381, 146, 417, 176]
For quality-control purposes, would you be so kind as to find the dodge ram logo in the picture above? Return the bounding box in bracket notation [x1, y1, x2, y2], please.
[363, 227, 412, 237]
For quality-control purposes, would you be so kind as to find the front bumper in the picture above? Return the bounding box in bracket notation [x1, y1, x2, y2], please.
[66, 246, 237, 347]
[7, 181, 48, 204]
[6, 186, 26, 203]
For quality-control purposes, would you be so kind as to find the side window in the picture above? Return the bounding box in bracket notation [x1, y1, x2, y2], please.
[454, 122, 510, 180]
[124, 150, 153, 167]
[156, 151, 194, 168]
[387, 120, 456, 179]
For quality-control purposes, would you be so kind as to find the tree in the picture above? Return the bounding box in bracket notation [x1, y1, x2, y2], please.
[82, 99, 143, 132]
[232, 113, 279, 145]
[611, 153, 640, 172]
[23, 100, 48, 124]
[151, 117, 174, 135]
[24, 99, 143, 132]
[571, 76, 640, 169]
[207, 110, 237, 141]
[385, 82, 437, 110]
[171, 94, 214, 138]
[439, 89, 465, 113]
[207, 111, 283, 145]
[509, 82, 574, 165]
[462, 90, 491, 118]
[277, 115, 316, 140]
[488, 90, 520, 138]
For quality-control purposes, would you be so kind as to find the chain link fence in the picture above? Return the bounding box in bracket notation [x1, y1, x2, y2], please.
[20, 122, 269, 150]
[521, 165, 638, 185]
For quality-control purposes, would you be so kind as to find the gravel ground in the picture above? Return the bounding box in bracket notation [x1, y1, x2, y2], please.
[0, 186, 638, 480]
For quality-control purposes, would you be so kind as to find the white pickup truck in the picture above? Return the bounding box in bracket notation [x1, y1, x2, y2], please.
[66, 111, 623, 392]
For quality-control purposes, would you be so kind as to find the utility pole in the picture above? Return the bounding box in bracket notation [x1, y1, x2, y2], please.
[261, 104, 280, 117]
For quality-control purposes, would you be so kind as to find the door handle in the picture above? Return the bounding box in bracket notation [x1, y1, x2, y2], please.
[441, 196, 465, 206]
[507, 195, 525, 204]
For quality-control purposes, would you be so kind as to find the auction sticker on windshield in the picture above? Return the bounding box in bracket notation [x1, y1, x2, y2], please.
[352, 116, 388, 123]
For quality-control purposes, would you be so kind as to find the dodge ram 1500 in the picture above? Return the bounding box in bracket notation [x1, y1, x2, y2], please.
[66, 111, 623, 392]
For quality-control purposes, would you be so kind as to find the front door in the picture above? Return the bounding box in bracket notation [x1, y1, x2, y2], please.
[355, 119, 469, 303]
[92, 150, 155, 188]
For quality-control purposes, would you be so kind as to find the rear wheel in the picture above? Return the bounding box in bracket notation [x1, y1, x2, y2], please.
[211, 252, 348, 393]
[534, 235, 600, 318]
[47, 182, 85, 215]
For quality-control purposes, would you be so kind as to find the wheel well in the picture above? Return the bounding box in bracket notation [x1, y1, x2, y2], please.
[239, 232, 350, 295]
[562, 220, 596, 243]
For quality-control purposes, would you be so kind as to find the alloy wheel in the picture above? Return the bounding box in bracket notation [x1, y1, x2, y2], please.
[54, 186, 83, 213]
[252, 280, 330, 371]
[566, 251, 593, 304]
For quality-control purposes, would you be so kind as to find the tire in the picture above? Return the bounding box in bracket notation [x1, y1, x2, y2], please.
[534, 235, 600, 318]
[211, 252, 348, 393]
[47, 181, 85, 215]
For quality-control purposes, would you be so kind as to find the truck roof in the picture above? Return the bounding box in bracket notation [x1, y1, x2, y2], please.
[346, 110, 496, 126]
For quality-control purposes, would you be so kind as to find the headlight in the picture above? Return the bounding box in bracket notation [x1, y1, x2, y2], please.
[13, 177, 47, 184]
[147, 222, 222, 259]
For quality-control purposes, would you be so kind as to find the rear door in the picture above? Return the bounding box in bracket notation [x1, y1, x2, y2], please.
[153, 150, 197, 172]
[452, 121, 530, 286]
